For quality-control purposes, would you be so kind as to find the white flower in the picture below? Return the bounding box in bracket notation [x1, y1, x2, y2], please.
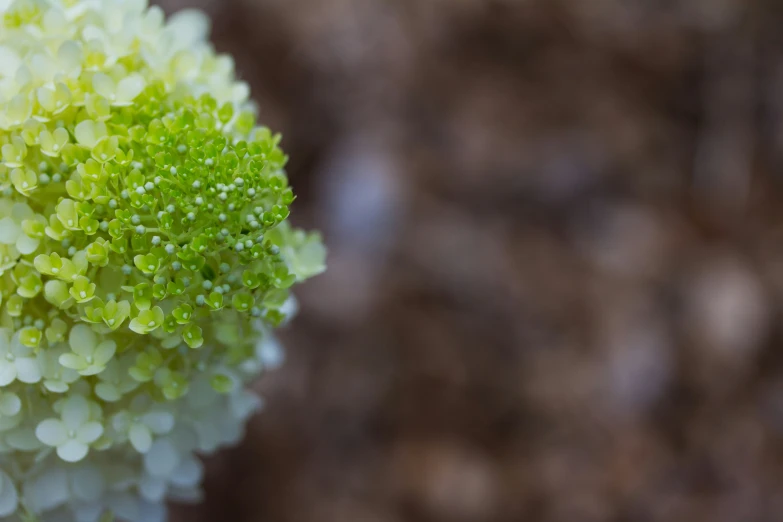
[94, 354, 139, 401]
[59, 324, 116, 376]
[138, 454, 202, 503]
[111, 396, 174, 454]
[92, 72, 146, 106]
[38, 346, 81, 393]
[0, 330, 42, 385]
[35, 395, 104, 462]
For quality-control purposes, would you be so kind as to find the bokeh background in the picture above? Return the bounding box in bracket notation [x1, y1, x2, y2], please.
[156, 1, 783, 521]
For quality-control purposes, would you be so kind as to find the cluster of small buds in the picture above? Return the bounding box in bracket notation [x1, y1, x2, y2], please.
[0, 0, 325, 521]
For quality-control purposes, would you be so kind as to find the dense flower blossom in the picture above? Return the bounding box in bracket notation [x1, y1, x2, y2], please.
[0, 0, 326, 520]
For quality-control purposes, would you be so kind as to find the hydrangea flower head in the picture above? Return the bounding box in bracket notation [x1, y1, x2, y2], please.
[0, 0, 326, 520]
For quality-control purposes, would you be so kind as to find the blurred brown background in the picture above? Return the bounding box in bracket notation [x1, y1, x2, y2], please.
[157, 1, 783, 521]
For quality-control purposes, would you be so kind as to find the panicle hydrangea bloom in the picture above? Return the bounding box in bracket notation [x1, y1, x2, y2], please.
[0, 0, 326, 520]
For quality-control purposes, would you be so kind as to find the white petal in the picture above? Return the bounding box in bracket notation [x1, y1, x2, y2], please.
[129, 423, 152, 453]
[138, 475, 166, 502]
[57, 439, 88, 462]
[15, 357, 42, 383]
[0, 363, 14, 386]
[231, 390, 262, 419]
[6, 427, 41, 450]
[77, 421, 103, 444]
[137, 499, 167, 522]
[141, 411, 174, 434]
[36, 419, 68, 446]
[0, 471, 17, 517]
[93, 340, 116, 365]
[22, 467, 69, 513]
[166, 9, 210, 49]
[0, 217, 19, 244]
[69, 465, 105, 502]
[73, 503, 104, 522]
[116, 74, 145, 103]
[44, 380, 69, 393]
[74, 120, 97, 148]
[10, 333, 33, 356]
[61, 395, 90, 430]
[95, 382, 120, 402]
[257, 335, 284, 369]
[107, 492, 141, 522]
[69, 324, 97, 356]
[91, 72, 115, 99]
[169, 456, 202, 488]
[144, 439, 180, 477]
[232, 82, 250, 103]
[111, 410, 133, 433]
[15, 233, 39, 255]
[43, 8, 66, 34]
[57, 40, 83, 76]
[11, 203, 33, 221]
[0, 47, 20, 78]
[0, 392, 20, 416]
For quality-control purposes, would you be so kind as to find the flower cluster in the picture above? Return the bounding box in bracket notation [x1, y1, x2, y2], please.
[0, 0, 325, 520]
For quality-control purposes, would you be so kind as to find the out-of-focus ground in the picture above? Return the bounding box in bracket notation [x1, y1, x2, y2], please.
[156, 1, 783, 521]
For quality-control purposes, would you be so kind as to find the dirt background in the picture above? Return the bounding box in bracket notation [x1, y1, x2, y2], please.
[156, 1, 783, 521]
